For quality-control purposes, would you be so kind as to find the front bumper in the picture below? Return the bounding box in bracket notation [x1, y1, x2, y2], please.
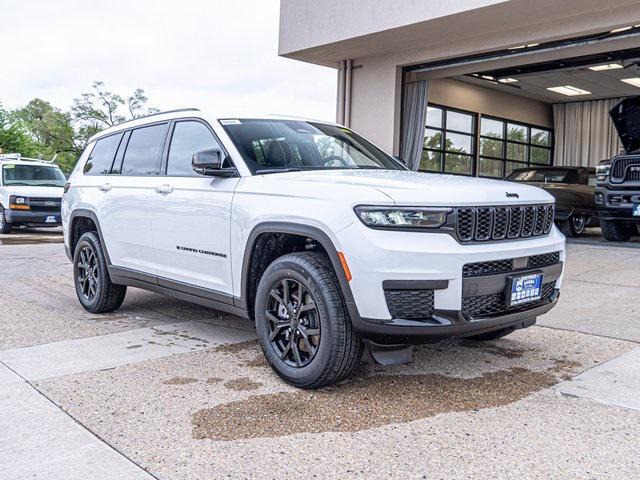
[5, 209, 62, 226]
[336, 221, 565, 342]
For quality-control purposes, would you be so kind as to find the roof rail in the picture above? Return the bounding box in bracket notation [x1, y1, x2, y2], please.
[114, 108, 200, 127]
[0, 153, 57, 163]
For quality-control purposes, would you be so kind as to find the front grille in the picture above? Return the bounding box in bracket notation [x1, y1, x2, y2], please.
[462, 282, 556, 319]
[28, 197, 61, 212]
[463, 251, 561, 278]
[611, 156, 640, 181]
[384, 289, 434, 320]
[454, 204, 554, 243]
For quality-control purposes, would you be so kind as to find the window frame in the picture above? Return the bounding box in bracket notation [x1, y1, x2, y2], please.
[82, 132, 124, 176]
[478, 114, 554, 179]
[422, 103, 478, 176]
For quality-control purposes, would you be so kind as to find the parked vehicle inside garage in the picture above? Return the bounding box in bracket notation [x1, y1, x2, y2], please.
[505, 166, 598, 237]
[0, 154, 65, 234]
[62, 109, 566, 388]
[595, 96, 640, 241]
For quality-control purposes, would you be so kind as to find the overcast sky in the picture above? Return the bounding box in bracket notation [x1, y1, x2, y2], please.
[1, 0, 337, 121]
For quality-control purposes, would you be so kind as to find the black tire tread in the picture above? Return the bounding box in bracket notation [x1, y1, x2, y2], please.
[0, 206, 12, 234]
[601, 219, 633, 242]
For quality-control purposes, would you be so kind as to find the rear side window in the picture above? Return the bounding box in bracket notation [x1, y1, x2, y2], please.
[120, 124, 168, 175]
[83, 133, 123, 175]
[167, 121, 221, 176]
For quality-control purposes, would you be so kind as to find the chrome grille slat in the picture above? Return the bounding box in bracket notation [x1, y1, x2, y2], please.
[453, 204, 554, 243]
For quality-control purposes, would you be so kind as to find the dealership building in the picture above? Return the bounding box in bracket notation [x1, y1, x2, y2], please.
[279, 0, 640, 177]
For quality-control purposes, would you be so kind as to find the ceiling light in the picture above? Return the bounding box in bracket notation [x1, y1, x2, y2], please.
[498, 78, 519, 83]
[621, 77, 640, 88]
[481, 75, 495, 80]
[547, 85, 591, 96]
[588, 63, 623, 71]
[526, 43, 540, 48]
[610, 26, 632, 33]
[508, 45, 527, 50]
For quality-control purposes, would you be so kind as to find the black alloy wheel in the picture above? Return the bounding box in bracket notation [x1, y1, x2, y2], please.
[571, 215, 586, 235]
[266, 278, 321, 368]
[77, 244, 99, 301]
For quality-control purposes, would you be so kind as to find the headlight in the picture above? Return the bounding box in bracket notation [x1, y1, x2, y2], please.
[12, 196, 26, 204]
[354, 206, 451, 229]
[9, 196, 30, 209]
[596, 163, 611, 181]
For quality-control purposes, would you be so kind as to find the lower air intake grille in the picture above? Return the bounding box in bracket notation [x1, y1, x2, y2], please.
[384, 289, 434, 320]
[462, 282, 556, 319]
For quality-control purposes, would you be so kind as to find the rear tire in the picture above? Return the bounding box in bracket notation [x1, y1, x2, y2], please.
[254, 252, 364, 389]
[73, 231, 127, 313]
[0, 206, 12, 234]
[466, 326, 515, 341]
[601, 219, 633, 242]
[557, 215, 585, 237]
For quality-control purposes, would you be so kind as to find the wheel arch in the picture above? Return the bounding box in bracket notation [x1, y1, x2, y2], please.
[68, 209, 111, 264]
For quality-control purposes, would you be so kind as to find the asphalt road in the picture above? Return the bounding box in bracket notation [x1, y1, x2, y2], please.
[1, 227, 639, 479]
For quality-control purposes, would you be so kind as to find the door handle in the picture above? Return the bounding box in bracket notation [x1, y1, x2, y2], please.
[99, 183, 112, 192]
[155, 184, 174, 194]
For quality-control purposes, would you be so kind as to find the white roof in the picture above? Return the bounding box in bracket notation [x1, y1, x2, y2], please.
[0, 156, 59, 167]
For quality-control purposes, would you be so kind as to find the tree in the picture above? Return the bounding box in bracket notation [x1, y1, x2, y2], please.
[0, 104, 40, 157]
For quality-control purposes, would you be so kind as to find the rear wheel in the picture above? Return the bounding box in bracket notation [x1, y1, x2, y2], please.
[254, 252, 364, 389]
[600, 219, 633, 242]
[0, 206, 12, 234]
[558, 215, 586, 237]
[73, 231, 127, 313]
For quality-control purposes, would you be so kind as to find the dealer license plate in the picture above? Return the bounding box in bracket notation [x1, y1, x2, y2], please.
[633, 204, 640, 217]
[45, 215, 58, 223]
[508, 273, 543, 307]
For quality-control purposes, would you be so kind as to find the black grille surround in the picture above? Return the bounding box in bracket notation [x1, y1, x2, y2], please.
[462, 251, 561, 277]
[453, 204, 554, 243]
[27, 197, 62, 213]
[611, 155, 640, 182]
[384, 289, 434, 320]
[462, 282, 556, 320]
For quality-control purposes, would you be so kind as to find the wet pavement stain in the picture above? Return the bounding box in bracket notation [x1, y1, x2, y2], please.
[163, 377, 198, 385]
[206, 377, 223, 385]
[0, 236, 63, 245]
[192, 364, 572, 441]
[223, 378, 263, 391]
[213, 339, 259, 354]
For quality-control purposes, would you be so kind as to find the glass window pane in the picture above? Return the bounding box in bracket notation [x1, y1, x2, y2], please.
[505, 161, 525, 176]
[420, 150, 441, 172]
[480, 138, 503, 157]
[446, 110, 474, 133]
[167, 121, 221, 175]
[121, 124, 168, 175]
[531, 128, 551, 146]
[479, 158, 504, 178]
[426, 107, 443, 128]
[506, 142, 527, 161]
[424, 128, 443, 149]
[480, 118, 504, 138]
[530, 146, 551, 164]
[446, 132, 473, 154]
[444, 154, 473, 175]
[84, 133, 122, 175]
[506, 123, 528, 142]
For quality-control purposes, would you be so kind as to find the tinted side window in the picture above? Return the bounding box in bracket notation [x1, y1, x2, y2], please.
[167, 121, 221, 175]
[121, 124, 168, 175]
[83, 134, 123, 175]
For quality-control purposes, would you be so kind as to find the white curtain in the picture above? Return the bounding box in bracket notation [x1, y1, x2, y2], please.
[401, 80, 429, 171]
[553, 98, 622, 167]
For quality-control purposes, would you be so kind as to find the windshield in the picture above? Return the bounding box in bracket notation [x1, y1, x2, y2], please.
[221, 119, 403, 174]
[2, 164, 67, 187]
[506, 169, 573, 184]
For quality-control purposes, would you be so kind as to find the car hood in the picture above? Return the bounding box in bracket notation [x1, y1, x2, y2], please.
[267, 170, 554, 205]
[610, 96, 640, 154]
[2, 185, 64, 198]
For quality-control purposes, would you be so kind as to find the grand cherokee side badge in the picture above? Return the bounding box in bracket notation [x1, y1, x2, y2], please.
[505, 192, 520, 198]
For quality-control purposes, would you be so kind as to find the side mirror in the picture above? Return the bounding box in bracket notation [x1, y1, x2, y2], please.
[192, 148, 237, 177]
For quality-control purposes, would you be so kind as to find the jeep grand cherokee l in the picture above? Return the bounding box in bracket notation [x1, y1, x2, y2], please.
[62, 108, 565, 388]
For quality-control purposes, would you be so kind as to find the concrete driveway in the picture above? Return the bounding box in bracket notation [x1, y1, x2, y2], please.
[1, 228, 639, 479]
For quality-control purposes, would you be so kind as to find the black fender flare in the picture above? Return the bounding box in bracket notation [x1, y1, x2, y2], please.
[67, 209, 112, 264]
[238, 221, 361, 324]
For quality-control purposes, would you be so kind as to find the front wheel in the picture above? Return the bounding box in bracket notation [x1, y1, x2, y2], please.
[254, 252, 364, 389]
[558, 215, 586, 237]
[0, 206, 12, 234]
[73, 231, 127, 313]
[600, 219, 634, 242]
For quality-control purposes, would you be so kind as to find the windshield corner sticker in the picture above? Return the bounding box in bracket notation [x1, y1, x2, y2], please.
[220, 119, 241, 125]
[176, 245, 227, 259]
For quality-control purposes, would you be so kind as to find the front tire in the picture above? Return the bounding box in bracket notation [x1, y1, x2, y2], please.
[0, 206, 12, 234]
[73, 231, 127, 313]
[601, 219, 633, 242]
[558, 215, 586, 237]
[254, 252, 364, 389]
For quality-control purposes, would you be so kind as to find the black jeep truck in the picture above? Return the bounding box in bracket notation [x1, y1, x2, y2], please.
[595, 96, 640, 241]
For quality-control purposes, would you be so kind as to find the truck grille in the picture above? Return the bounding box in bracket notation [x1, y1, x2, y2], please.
[462, 251, 561, 277]
[454, 204, 554, 243]
[384, 289, 434, 320]
[28, 197, 62, 213]
[462, 282, 556, 319]
[611, 156, 640, 182]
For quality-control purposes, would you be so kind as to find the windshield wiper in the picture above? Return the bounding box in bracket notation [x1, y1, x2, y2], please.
[255, 167, 306, 175]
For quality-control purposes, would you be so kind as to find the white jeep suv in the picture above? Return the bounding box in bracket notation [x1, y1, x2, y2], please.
[1, 155, 66, 233]
[62, 108, 565, 388]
